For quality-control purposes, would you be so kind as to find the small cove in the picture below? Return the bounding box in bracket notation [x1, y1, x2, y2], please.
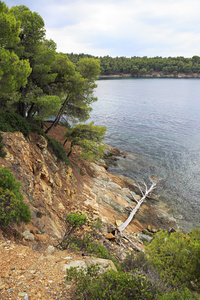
[89, 78, 200, 232]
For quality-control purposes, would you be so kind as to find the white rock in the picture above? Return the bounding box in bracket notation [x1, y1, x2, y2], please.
[23, 231, 34, 241]
[62, 260, 87, 272]
[62, 258, 117, 273]
[46, 245, 55, 255]
[115, 220, 123, 227]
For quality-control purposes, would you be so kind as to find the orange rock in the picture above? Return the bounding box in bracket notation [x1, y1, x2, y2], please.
[34, 184, 40, 191]
[35, 234, 48, 243]
[106, 233, 115, 240]
[26, 225, 38, 235]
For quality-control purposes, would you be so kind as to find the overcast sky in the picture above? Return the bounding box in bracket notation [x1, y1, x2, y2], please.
[5, 0, 200, 58]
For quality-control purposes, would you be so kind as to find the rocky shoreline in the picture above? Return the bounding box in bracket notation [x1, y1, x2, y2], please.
[0, 129, 179, 298]
[0, 130, 178, 244]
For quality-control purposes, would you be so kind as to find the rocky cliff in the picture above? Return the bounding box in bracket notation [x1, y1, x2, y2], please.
[0, 129, 177, 248]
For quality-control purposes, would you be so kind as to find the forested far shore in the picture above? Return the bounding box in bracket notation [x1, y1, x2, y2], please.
[66, 53, 200, 77]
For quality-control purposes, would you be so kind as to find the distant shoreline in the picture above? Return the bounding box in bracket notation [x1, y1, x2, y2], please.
[99, 72, 200, 79]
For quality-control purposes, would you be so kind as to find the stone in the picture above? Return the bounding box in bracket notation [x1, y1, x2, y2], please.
[62, 260, 87, 271]
[62, 258, 117, 273]
[147, 225, 157, 233]
[63, 256, 72, 260]
[139, 234, 153, 243]
[26, 225, 38, 235]
[55, 179, 62, 187]
[34, 183, 40, 191]
[96, 158, 108, 169]
[147, 225, 152, 232]
[106, 233, 115, 240]
[115, 220, 123, 227]
[36, 136, 47, 149]
[85, 258, 117, 272]
[58, 203, 65, 211]
[23, 231, 34, 241]
[122, 188, 134, 199]
[87, 204, 93, 212]
[18, 292, 28, 297]
[142, 229, 150, 235]
[46, 245, 55, 255]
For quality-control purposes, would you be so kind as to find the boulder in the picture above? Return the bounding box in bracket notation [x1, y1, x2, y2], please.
[36, 136, 47, 149]
[62, 260, 87, 272]
[115, 220, 123, 227]
[62, 258, 117, 273]
[139, 234, 153, 243]
[23, 231, 34, 241]
[106, 233, 115, 240]
[46, 245, 55, 255]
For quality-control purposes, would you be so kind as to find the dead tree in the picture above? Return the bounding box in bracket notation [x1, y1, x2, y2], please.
[117, 179, 157, 251]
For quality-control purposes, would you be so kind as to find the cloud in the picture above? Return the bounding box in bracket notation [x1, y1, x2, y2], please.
[5, 0, 200, 57]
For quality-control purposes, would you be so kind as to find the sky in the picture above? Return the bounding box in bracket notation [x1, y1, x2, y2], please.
[4, 0, 200, 58]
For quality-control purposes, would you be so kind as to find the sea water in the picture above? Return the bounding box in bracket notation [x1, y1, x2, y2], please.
[89, 78, 200, 232]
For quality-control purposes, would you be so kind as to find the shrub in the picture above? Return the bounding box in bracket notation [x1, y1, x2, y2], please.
[121, 250, 170, 295]
[57, 213, 87, 250]
[64, 122, 106, 161]
[0, 111, 31, 136]
[70, 234, 113, 259]
[0, 132, 6, 158]
[46, 136, 70, 163]
[157, 288, 200, 300]
[121, 251, 149, 273]
[145, 229, 200, 291]
[66, 213, 88, 228]
[58, 216, 119, 269]
[66, 265, 157, 300]
[0, 111, 69, 163]
[30, 123, 69, 163]
[0, 166, 31, 226]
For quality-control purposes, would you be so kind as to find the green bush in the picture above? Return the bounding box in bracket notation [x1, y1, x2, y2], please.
[46, 136, 70, 163]
[70, 234, 113, 259]
[64, 122, 106, 162]
[59, 216, 119, 269]
[66, 265, 157, 300]
[121, 251, 150, 273]
[66, 213, 88, 227]
[0, 132, 6, 158]
[146, 229, 200, 291]
[0, 111, 69, 163]
[0, 166, 31, 226]
[0, 111, 31, 136]
[30, 123, 69, 163]
[157, 288, 200, 300]
[57, 213, 87, 250]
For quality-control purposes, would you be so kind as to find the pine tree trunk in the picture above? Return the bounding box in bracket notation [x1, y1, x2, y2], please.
[45, 95, 69, 134]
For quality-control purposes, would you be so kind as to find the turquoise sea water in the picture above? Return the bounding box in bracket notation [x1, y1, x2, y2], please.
[89, 78, 200, 231]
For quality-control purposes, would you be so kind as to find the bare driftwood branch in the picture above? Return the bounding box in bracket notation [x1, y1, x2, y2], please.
[120, 232, 142, 252]
[117, 180, 157, 233]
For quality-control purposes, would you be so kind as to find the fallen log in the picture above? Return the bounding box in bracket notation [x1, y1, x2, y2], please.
[118, 179, 157, 233]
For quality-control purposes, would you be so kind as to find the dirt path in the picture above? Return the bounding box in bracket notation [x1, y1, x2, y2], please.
[0, 237, 80, 300]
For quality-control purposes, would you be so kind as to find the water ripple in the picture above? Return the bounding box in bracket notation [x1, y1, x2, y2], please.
[90, 78, 200, 232]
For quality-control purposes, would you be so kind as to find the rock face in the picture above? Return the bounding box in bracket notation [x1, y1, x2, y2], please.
[0, 130, 177, 246]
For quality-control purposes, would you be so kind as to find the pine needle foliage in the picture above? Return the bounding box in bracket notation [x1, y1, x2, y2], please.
[0, 166, 31, 226]
[64, 122, 106, 161]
